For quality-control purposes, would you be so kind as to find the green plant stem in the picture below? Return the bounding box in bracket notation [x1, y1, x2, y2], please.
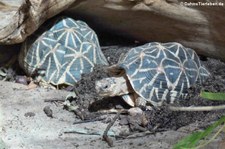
[200, 91, 225, 101]
[196, 124, 225, 149]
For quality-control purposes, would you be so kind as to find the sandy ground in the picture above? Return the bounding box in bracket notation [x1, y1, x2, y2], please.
[1, 45, 225, 149]
[0, 80, 224, 149]
[1, 28, 225, 148]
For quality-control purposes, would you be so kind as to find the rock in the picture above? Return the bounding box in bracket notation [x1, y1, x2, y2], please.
[0, 0, 76, 44]
[128, 107, 143, 116]
[63, 0, 225, 61]
[1, 0, 225, 61]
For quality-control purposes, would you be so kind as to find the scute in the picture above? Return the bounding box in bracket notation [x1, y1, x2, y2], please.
[19, 17, 108, 86]
[118, 42, 210, 105]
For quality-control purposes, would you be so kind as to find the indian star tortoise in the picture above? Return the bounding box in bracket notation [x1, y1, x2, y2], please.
[19, 17, 108, 86]
[95, 42, 210, 107]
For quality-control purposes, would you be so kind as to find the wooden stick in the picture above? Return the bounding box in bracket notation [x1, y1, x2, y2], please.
[169, 104, 225, 111]
[44, 98, 65, 102]
[102, 111, 121, 147]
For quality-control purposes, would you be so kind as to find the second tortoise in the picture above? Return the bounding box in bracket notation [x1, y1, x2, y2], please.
[95, 42, 210, 107]
[19, 17, 108, 86]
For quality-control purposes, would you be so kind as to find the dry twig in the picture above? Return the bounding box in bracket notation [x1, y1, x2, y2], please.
[44, 98, 65, 102]
[103, 111, 121, 147]
[169, 104, 225, 111]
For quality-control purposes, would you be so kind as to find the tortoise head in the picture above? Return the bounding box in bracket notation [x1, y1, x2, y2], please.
[95, 77, 129, 97]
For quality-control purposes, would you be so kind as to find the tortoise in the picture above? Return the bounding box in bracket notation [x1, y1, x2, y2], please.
[19, 17, 108, 86]
[95, 42, 210, 107]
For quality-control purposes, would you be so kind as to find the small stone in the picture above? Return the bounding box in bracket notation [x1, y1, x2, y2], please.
[43, 106, 53, 118]
[128, 107, 143, 116]
[119, 116, 129, 125]
[24, 112, 35, 117]
[15, 75, 28, 85]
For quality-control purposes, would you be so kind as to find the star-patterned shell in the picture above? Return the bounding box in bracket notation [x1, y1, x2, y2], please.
[117, 42, 210, 105]
[19, 17, 108, 86]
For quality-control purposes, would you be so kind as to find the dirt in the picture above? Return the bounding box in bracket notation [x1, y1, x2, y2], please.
[71, 47, 225, 133]
[1, 39, 225, 148]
